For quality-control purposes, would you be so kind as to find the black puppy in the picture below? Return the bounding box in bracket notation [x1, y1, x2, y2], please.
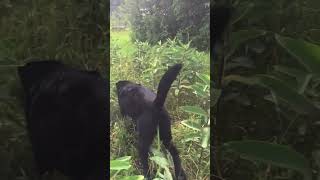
[116, 64, 186, 180]
[18, 60, 107, 180]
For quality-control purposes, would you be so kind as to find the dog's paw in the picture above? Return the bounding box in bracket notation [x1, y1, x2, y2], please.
[177, 171, 187, 180]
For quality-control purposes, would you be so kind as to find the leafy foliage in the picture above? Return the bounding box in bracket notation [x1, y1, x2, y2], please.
[111, 0, 210, 51]
[214, 0, 320, 179]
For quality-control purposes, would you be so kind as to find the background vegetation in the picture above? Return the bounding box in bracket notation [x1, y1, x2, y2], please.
[213, 0, 320, 180]
[0, 0, 107, 179]
[110, 0, 210, 179]
[111, 0, 210, 51]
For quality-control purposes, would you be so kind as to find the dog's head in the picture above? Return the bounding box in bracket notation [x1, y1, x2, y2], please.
[116, 80, 144, 101]
[116, 81, 144, 117]
[18, 60, 65, 92]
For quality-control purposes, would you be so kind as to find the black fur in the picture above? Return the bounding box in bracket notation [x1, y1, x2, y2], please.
[18, 60, 107, 180]
[116, 64, 186, 180]
[212, 5, 232, 46]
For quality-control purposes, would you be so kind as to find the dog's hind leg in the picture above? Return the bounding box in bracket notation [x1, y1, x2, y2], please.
[159, 117, 186, 180]
[162, 141, 186, 180]
[137, 114, 157, 179]
[138, 140, 153, 180]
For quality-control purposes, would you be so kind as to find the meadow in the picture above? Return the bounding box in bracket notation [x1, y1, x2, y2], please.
[110, 30, 211, 180]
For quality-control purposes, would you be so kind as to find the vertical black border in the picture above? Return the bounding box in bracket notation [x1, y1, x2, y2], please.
[106, 0, 111, 178]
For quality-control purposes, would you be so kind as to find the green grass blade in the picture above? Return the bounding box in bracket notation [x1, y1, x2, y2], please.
[224, 140, 312, 180]
[275, 34, 320, 76]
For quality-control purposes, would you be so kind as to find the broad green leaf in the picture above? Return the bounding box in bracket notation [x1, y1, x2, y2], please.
[201, 127, 210, 148]
[275, 34, 320, 76]
[110, 158, 131, 170]
[224, 74, 320, 116]
[163, 167, 173, 180]
[227, 29, 266, 59]
[224, 140, 312, 180]
[150, 156, 169, 169]
[273, 65, 308, 80]
[196, 73, 210, 85]
[181, 120, 201, 131]
[273, 65, 313, 94]
[121, 175, 145, 180]
[223, 75, 259, 86]
[256, 75, 319, 116]
[115, 156, 131, 161]
[191, 84, 207, 97]
[180, 106, 207, 117]
[226, 57, 255, 70]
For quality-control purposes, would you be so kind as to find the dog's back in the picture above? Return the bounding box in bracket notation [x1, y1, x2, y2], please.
[116, 64, 182, 114]
[18, 60, 107, 179]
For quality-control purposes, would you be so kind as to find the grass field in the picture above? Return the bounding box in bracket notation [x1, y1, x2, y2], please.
[110, 30, 136, 58]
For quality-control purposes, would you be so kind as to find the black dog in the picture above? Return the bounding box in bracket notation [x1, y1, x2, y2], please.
[116, 64, 186, 180]
[18, 60, 107, 180]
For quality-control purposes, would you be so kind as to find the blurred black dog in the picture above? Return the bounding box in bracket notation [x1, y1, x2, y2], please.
[116, 64, 186, 180]
[18, 60, 107, 180]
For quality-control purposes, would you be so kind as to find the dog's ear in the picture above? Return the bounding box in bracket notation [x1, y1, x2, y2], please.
[116, 81, 131, 93]
[17, 60, 64, 92]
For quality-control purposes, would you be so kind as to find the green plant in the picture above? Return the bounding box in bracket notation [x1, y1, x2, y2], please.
[221, 35, 320, 180]
[110, 156, 144, 180]
[213, 0, 320, 179]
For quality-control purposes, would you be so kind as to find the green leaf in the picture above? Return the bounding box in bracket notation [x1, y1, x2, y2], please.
[163, 167, 174, 180]
[224, 75, 259, 86]
[256, 75, 319, 116]
[232, 2, 255, 25]
[273, 65, 308, 80]
[273, 65, 313, 94]
[224, 140, 312, 180]
[201, 127, 210, 148]
[226, 57, 255, 70]
[150, 156, 169, 169]
[275, 34, 320, 76]
[227, 29, 266, 59]
[110, 157, 131, 170]
[182, 132, 200, 143]
[180, 106, 207, 117]
[181, 120, 201, 131]
[224, 74, 320, 117]
[191, 84, 207, 97]
[115, 156, 131, 161]
[121, 175, 145, 180]
[196, 73, 210, 86]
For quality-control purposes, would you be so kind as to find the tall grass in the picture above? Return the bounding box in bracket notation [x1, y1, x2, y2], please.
[110, 30, 210, 179]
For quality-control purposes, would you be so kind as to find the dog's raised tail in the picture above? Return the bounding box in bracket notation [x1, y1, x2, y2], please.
[153, 64, 182, 108]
